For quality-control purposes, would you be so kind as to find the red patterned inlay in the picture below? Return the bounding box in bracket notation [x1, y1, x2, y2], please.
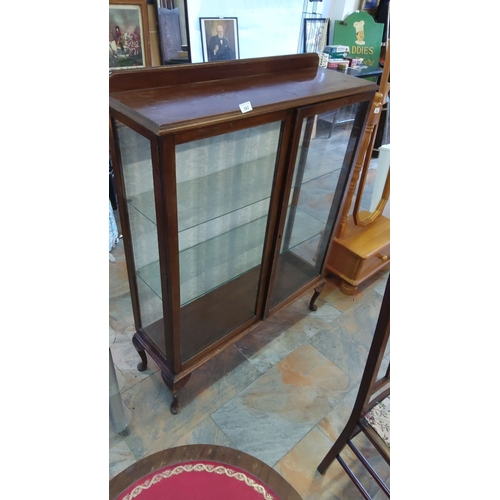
[117, 460, 281, 500]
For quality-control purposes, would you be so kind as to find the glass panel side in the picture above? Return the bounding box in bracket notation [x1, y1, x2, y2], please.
[176, 121, 282, 362]
[115, 122, 166, 355]
[269, 103, 365, 309]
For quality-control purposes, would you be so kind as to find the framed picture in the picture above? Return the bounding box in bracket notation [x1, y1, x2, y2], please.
[156, 0, 190, 64]
[156, 3, 183, 63]
[109, 0, 151, 69]
[303, 18, 329, 54]
[200, 18, 239, 62]
[361, 0, 380, 15]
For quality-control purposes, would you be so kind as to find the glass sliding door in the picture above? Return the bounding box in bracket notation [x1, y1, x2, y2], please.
[176, 121, 282, 362]
[269, 102, 368, 309]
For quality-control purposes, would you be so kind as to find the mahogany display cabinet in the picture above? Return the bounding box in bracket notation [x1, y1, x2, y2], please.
[109, 53, 378, 413]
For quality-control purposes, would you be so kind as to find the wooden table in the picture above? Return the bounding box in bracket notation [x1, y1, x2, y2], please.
[110, 445, 303, 500]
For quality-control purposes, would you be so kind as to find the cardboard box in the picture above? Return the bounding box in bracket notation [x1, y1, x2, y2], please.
[327, 58, 345, 69]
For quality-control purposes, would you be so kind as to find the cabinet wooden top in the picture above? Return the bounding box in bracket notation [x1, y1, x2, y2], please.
[109, 53, 378, 136]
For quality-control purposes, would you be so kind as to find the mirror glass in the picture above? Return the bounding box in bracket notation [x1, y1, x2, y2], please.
[354, 145, 390, 223]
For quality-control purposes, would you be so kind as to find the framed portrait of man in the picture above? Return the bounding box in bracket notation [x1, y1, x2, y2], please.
[200, 17, 239, 62]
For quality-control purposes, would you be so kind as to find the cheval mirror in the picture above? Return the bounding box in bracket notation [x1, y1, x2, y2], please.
[325, 40, 390, 295]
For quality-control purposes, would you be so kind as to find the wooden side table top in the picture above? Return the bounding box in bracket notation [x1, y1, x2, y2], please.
[110, 444, 303, 500]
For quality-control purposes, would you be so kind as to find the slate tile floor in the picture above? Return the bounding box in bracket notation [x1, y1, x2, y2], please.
[109, 230, 390, 499]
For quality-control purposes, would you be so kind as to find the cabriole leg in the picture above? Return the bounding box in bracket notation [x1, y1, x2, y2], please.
[132, 334, 148, 371]
[170, 395, 181, 415]
[309, 282, 326, 311]
[161, 371, 192, 415]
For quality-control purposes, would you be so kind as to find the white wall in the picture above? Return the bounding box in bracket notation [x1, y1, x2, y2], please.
[321, 0, 362, 44]
[186, 0, 362, 63]
[187, 0, 304, 63]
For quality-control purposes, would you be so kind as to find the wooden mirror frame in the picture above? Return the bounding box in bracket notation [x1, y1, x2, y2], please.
[352, 39, 390, 228]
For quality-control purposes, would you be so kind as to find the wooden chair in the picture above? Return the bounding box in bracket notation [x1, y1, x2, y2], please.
[317, 276, 390, 498]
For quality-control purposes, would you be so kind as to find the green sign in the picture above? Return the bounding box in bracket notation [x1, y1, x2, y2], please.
[332, 12, 383, 67]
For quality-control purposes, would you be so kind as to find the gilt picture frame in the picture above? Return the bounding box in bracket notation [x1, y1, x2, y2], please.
[109, 0, 151, 69]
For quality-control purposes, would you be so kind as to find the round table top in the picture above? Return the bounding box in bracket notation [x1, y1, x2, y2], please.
[109, 444, 302, 500]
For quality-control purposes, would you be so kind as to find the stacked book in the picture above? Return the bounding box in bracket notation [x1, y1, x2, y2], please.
[321, 45, 349, 69]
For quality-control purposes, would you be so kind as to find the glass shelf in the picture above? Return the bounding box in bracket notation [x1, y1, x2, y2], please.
[136, 260, 161, 298]
[127, 191, 157, 225]
[137, 216, 267, 306]
[127, 152, 343, 247]
[127, 153, 276, 236]
[283, 209, 325, 251]
[136, 206, 326, 306]
[178, 197, 270, 253]
[176, 154, 276, 233]
[290, 169, 342, 224]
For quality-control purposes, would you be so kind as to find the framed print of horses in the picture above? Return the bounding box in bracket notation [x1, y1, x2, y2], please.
[109, 0, 151, 69]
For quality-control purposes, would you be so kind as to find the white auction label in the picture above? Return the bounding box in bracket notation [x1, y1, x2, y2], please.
[239, 101, 253, 113]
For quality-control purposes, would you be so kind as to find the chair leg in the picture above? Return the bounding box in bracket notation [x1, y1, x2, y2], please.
[347, 440, 390, 497]
[337, 454, 373, 500]
[317, 421, 359, 474]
